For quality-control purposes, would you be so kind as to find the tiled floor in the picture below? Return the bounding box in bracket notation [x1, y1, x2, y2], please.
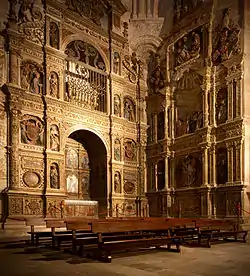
[0, 242, 250, 276]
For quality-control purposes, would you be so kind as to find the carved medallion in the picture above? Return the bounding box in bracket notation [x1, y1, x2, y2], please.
[123, 181, 135, 194]
[23, 171, 40, 188]
[124, 139, 136, 162]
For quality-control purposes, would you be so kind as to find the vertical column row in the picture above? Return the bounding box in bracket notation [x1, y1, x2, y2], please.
[132, 0, 159, 19]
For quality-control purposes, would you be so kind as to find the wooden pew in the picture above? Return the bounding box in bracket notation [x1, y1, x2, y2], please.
[88, 220, 181, 262]
[195, 219, 248, 247]
[25, 218, 48, 245]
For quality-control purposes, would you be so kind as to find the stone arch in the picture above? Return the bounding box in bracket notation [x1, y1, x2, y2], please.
[61, 34, 109, 71]
[62, 124, 110, 157]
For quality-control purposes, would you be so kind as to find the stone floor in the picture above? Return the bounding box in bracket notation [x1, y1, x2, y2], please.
[0, 241, 250, 276]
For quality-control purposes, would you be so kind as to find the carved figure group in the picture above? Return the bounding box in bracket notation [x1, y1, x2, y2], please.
[174, 0, 204, 21]
[124, 98, 135, 122]
[176, 31, 201, 66]
[149, 54, 166, 94]
[124, 140, 136, 162]
[67, 174, 78, 193]
[66, 148, 78, 168]
[21, 115, 44, 146]
[212, 8, 241, 64]
[176, 111, 203, 137]
[21, 61, 43, 94]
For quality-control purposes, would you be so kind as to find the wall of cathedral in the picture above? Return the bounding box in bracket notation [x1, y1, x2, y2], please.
[146, 0, 247, 219]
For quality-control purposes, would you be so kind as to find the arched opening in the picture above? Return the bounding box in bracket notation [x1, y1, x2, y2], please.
[65, 130, 107, 217]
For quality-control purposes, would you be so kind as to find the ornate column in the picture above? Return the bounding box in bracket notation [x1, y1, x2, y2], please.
[153, 113, 158, 142]
[235, 140, 243, 184]
[236, 77, 243, 118]
[165, 105, 169, 138]
[210, 67, 217, 126]
[132, 0, 138, 18]
[209, 145, 216, 186]
[9, 102, 21, 190]
[106, 154, 111, 217]
[227, 79, 233, 121]
[170, 152, 175, 189]
[153, 0, 159, 18]
[164, 156, 169, 189]
[226, 142, 234, 184]
[9, 49, 19, 86]
[146, 0, 152, 18]
[138, 0, 146, 19]
[202, 146, 209, 186]
[154, 163, 158, 191]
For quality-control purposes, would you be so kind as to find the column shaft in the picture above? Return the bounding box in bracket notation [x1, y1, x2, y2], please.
[202, 147, 208, 186]
[147, 0, 152, 17]
[165, 156, 169, 189]
[132, 0, 137, 18]
[235, 141, 243, 183]
[9, 50, 19, 85]
[153, 0, 159, 17]
[227, 81, 233, 121]
[139, 0, 146, 18]
[227, 145, 234, 183]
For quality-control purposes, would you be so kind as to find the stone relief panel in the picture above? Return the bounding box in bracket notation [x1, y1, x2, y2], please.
[65, 40, 106, 71]
[212, 8, 241, 65]
[123, 170, 137, 195]
[81, 174, 90, 198]
[24, 197, 43, 216]
[66, 173, 78, 194]
[124, 139, 136, 162]
[9, 197, 23, 216]
[21, 61, 43, 94]
[175, 27, 202, 67]
[114, 94, 121, 117]
[175, 154, 202, 188]
[49, 72, 59, 98]
[216, 147, 228, 185]
[66, 0, 105, 26]
[114, 138, 121, 161]
[124, 97, 135, 122]
[49, 21, 59, 49]
[20, 115, 44, 146]
[113, 52, 120, 75]
[50, 124, 60, 151]
[66, 148, 78, 168]
[114, 171, 121, 193]
[216, 87, 227, 125]
[50, 163, 60, 189]
[175, 71, 203, 137]
[17, 0, 45, 45]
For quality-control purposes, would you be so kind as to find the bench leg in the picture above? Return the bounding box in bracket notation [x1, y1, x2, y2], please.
[243, 232, 247, 243]
[35, 236, 39, 246]
[31, 234, 35, 245]
[176, 243, 181, 253]
[206, 236, 211, 248]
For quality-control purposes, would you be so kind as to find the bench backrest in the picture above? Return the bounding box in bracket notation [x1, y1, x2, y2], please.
[66, 221, 91, 231]
[46, 220, 66, 228]
[25, 218, 46, 227]
[195, 219, 236, 230]
[90, 220, 172, 233]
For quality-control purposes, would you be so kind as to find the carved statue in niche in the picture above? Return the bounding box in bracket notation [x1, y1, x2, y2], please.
[81, 154, 89, 169]
[49, 22, 59, 49]
[175, 30, 201, 66]
[149, 54, 166, 94]
[114, 95, 121, 116]
[65, 40, 106, 71]
[114, 139, 121, 161]
[124, 98, 135, 122]
[21, 61, 43, 94]
[216, 88, 227, 125]
[50, 163, 59, 189]
[49, 72, 59, 98]
[66, 148, 78, 168]
[175, 155, 202, 188]
[212, 8, 241, 65]
[216, 149, 228, 184]
[67, 174, 78, 193]
[20, 115, 44, 146]
[82, 175, 89, 194]
[113, 52, 120, 74]
[124, 139, 136, 162]
[50, 124, 60, 151]
[114, 171, 121, 193]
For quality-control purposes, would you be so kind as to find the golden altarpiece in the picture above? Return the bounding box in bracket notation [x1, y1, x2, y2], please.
[0, 0, 250, 230]
[146, 0, 250, 221]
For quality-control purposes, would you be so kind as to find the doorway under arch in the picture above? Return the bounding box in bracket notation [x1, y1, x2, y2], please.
[65, 129, 107, 217]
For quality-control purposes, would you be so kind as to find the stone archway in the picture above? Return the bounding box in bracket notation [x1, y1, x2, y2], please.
[65, 129, 107, 218]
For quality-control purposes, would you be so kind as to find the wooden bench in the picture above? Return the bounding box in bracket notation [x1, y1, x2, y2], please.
[195, 219, 248, 247]
[26, 218, 49, 245]
[88, 220, 181, 262]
